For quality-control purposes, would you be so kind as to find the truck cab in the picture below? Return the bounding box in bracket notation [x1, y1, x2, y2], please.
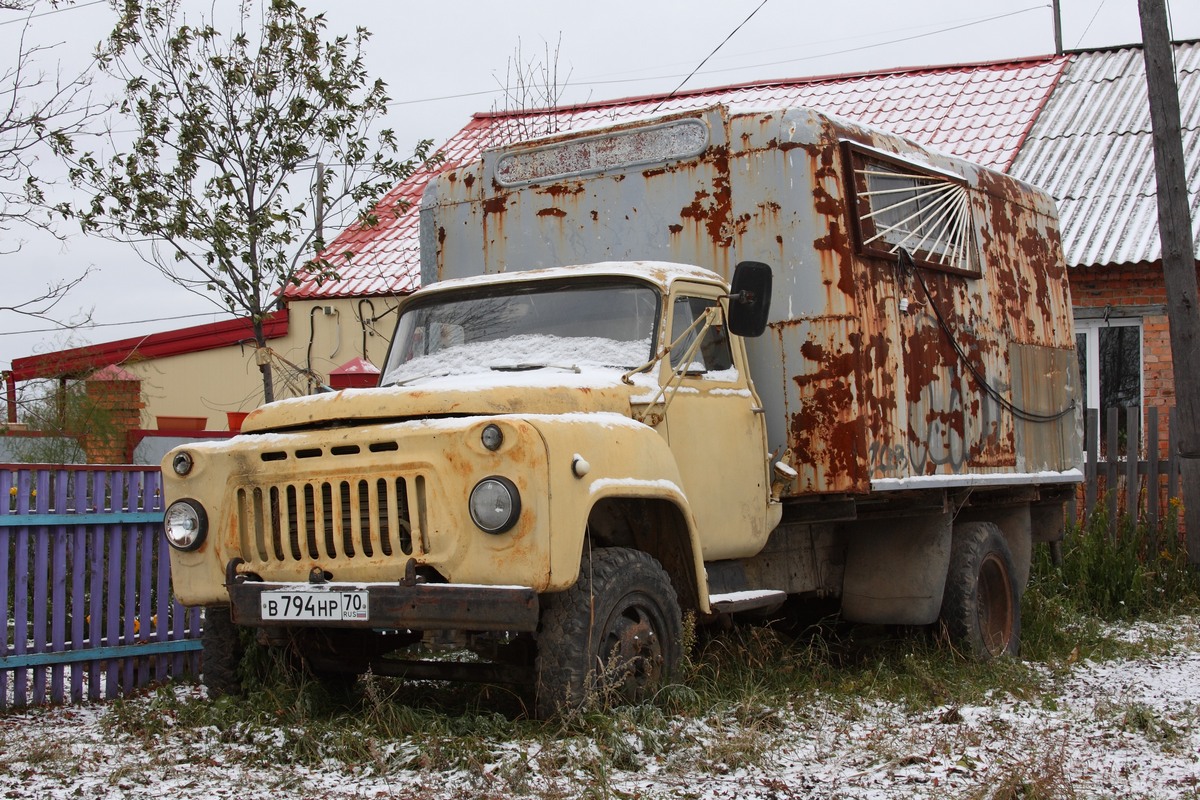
[163, 260, 777, 715]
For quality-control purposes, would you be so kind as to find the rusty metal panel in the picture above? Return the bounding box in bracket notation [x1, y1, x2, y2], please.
[305, 56, 1069, 302]
[1010, 343, 1084, 472]
[773, 316, 867, 494]
[422, 107, 738, 285]
[419, 105, 1082, 497]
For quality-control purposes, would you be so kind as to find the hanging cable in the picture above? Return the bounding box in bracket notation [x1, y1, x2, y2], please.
[898, 248, 1076, 424]
[651, 0, 771, 114]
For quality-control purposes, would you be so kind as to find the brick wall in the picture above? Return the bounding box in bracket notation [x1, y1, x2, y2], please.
[83, 365, 144, 464]
[1068, 261, 1183, 456]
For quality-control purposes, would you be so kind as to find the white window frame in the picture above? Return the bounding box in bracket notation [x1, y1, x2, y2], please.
[1075, 316, 1143, 412]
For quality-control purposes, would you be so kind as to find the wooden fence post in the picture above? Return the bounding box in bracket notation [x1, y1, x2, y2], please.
[1126, 406, 1140, 526]
[1078, 406, 1183, 540]
[1085, 409, 1098, 518]
[1169, 407, 1181, 516]
[1148, 407, 1160, 549]
[1106, 407, 1119, 537]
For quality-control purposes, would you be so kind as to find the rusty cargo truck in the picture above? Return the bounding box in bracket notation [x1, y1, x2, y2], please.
[162, 105, 1082, 716]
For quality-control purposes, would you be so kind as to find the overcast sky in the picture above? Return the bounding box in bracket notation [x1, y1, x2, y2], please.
[3, 0, 1199, 375]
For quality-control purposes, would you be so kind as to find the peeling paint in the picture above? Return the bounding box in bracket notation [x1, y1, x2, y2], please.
[422, 105, 1080, 494]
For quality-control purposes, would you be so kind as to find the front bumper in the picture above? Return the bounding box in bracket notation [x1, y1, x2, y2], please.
[226, 568, 540, 632]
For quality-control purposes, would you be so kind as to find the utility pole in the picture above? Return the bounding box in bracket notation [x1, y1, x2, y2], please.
[1052, 0, 1063, 56]
[1138, 0, 1200, 561]
[314, 161, 326, 245]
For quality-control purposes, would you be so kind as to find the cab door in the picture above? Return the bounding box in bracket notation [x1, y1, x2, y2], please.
[661, 286, 773, 560]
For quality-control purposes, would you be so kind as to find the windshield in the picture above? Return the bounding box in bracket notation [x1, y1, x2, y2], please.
[381, 279, 660, 386]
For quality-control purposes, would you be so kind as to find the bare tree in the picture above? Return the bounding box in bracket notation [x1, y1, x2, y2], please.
[489, 35, 573, 146]
[0, 5, 108, 243]
[2, 269, 90, 326]
[0, 2, 108, 343]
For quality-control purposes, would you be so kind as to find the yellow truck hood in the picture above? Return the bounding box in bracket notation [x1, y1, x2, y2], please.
[240, 369, 658, 431]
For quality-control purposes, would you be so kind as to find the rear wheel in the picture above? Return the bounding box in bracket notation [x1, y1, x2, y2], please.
[534, 547, 682, 719]
[939, 522, 1020, 659]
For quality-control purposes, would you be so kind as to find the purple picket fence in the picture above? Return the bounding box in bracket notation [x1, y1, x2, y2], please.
[1, 464, 202, 709]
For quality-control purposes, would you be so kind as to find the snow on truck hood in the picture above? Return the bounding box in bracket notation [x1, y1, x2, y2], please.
[240, 367, 658, 431]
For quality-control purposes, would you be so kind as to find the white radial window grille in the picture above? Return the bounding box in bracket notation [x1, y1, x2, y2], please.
[854, 159, 976, 275]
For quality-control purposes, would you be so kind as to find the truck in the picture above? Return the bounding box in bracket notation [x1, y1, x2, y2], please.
[162, 105, 1082, 717]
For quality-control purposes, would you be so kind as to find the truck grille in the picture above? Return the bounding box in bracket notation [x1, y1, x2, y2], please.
[236, 477, 418, 564]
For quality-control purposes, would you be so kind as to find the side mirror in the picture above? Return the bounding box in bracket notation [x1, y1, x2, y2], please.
[728, 261, 772, 338]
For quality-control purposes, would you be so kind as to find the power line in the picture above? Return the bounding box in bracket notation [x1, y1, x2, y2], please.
[692, 5, 1049, 72]
[388, 5, 1048, 111]
[583, 9, 1041, 81]
[0, 0, 107, 26]
[1073, 0, 1108, 48]
[0, 310, 226, 337]
[388, 87, 503, 108]
[653, 0, 771, 112]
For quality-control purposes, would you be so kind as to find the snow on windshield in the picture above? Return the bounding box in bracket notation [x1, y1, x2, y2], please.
[382, 281, 659, 386]
[383, 333, 653, 385]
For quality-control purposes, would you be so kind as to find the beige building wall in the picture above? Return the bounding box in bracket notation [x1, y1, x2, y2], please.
[130, 296, 403, 431]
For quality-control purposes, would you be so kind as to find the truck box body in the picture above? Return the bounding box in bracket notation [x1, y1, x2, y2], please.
[420, 105, 1082, 497]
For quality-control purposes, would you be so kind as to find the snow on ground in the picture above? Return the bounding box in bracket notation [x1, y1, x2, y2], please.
[4, 619, 1200, 799]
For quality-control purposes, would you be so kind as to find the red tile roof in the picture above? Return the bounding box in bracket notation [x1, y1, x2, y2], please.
[9, 309, 289, 381]
[289, 56, 1069, 301]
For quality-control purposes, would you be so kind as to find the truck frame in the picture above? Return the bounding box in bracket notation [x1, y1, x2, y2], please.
[162, 105, 1081, 716]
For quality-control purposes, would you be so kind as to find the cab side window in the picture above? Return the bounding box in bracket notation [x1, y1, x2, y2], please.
[669, 296, 734, 374]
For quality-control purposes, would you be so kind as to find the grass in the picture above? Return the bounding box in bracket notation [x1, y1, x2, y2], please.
[8, 502, 1199, 798]
[966, 740, 1078, 800]
[1022, 502, 1200, 666]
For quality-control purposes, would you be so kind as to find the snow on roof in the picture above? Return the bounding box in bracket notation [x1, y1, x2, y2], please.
[289, 56, 1068, 301]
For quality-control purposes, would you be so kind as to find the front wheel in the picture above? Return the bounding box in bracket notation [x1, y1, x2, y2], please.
[201, 605, 245, 697]
[939, 522, 1021, 659]
[534, 547, 683, 719]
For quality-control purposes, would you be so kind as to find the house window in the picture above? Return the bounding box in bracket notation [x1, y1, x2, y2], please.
[1075, 317, 1142, 452]
[844, 143, 979, 277]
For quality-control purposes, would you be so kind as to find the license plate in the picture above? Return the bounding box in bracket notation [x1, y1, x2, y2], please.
[260, 590, 369, 621]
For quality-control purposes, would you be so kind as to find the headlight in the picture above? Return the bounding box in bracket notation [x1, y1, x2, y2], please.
[469, 477, 521, 534]
[171, 451, 193, 476]
[164, 499, 207, 551]
[481, 424, 504, 452]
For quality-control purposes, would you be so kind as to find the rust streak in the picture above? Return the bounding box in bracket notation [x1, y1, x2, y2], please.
[541, 183, 584, 197]
[482, 195, 508, 216]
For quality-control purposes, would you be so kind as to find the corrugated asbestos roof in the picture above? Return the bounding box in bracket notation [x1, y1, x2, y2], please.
[288, 57, 1068, 300]
[1010, 41, 1200, 267]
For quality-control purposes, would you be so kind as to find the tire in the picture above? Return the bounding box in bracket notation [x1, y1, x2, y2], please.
[939, 522, 1021, 659]
[534, 547, 682, 719]
[201, 606, 245, 697]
